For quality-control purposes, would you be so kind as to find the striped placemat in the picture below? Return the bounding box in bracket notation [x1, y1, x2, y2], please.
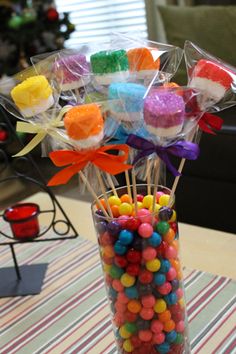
[0, 237, 235, 354]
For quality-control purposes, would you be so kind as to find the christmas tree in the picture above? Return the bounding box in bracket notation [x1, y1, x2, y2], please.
[0, 0, 75, 78]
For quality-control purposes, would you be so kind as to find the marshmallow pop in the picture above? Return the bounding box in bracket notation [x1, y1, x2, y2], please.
[108, 82, 146, 123]
[127, 47, 161, 80]
[56, 53, 90, 91]
[63, 103, 104, 150]
[144, 90, 185, 138]
[10, 75, 54, 118]
[189, 59, 233, 109]
[90, 49, 129, 85]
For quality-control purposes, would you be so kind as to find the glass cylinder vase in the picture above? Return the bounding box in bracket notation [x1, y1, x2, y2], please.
[91, 184, 190, 354]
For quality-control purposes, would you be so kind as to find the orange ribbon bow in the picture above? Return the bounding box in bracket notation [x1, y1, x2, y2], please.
[47, 144, 132, 186]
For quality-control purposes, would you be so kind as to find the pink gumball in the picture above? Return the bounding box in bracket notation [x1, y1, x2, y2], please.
[139, 307, 154, 320]
[137, 209, 152, 224]
[176, 320, 185, 332]
[142, 247, 157, 261]
[117, 215, 130, 228]
[152, 332, 165, 344]
[138, 223, 153, 238]
[157, 282, 172, 295]
[176, 288, 184, 299]
[156, 191, 164, 203]
[165, 245, 177, 259]
[166, 267, 177, 281]
[151, 320, 164, 334]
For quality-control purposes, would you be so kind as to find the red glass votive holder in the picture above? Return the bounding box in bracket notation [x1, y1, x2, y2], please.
[3, 203, 40, 240]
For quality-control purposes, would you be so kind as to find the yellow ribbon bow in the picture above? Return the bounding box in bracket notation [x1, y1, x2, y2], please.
[13, 106, 72, 157]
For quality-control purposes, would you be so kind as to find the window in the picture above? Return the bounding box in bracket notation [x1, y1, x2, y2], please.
[55, 0, 148, 47]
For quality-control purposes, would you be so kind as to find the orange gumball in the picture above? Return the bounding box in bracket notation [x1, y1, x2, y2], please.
[96, 198, 107, 211]
[120, 194, 133, 204]
[163, 228, 175, 244]
[103, 245, 115, 258]
[158, 310, 171, 323]
[111, 205, 120, 218]
[127, 300, 142, 314]
[177, 270, 183, 280]
[170, 259, 180, 272]
[171, 239, 179, 251]
[163, 319, 175, 332]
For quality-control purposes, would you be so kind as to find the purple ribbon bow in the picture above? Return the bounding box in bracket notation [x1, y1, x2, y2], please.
[126, 134, 200, 177]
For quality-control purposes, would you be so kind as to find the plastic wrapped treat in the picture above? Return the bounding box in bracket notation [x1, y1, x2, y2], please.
[185, 40, 236, 112]
[108, 83, 146, 124]
[111, 33, 183, 85]
[90, 49, 129, 85]
[144, 90, 185, 138]
[54, 53, 90, 91]
[63, 103, 104, 149]
[10, 75, 54, 118]
[127, 47, 161, 80]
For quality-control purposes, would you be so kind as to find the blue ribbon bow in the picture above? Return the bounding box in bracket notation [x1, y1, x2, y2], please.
[126, 134, 200, 176]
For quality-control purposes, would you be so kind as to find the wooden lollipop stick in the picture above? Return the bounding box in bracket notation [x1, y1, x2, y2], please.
[95, 167, 113, 218]
[167, 158, 186, 208]
[151, 159, 160, 214]
[125, 170, 132, 200]
[79, 171, 109, 218]
[131, 168, 138, 216]
[106, 173, 118, 197]
[146, 158, 151, 195]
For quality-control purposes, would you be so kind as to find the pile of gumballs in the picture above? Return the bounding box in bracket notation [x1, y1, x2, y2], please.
[93, 187, 188, 354]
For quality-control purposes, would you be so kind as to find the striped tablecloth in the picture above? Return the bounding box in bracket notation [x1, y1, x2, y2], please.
[0, 237, 235, 354]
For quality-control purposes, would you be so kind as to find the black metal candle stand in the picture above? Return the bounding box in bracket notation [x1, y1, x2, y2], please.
[0, 107, 79, 297]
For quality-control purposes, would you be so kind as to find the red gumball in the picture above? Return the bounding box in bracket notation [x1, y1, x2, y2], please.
[172, 310, 184, 322]
[139, 269, 153, 284]
[126, 263, 140, 276]
[169, 303, 181, 314]
[170, 222, 178, 233]
[105, 274, 113, 286]
[114, 255, 128, 268]
[156, 241, 168, 257]
[125, 217, 141, 231]
[126, 249, 142, 264]
[137, 194, 144, 202]
[125, 310, 137, 322]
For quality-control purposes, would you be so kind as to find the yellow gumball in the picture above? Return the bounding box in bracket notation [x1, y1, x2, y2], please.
[170, 210, 177, 222]
[120, 273, 135, 287]
[146, 258, 161, 272]
[142, 195, 154, 208]
[179, 298, 185, 308]
[159, 194, 170, 207]
[119, 203, 133, 216]
[119, 326, 132, 339]
[132, 201, 143, 211]
[103, 264, 111, 273]
[149, 203, 161, 213]
[123, 339, 134, 352]
[108, 195, 121, 206]
[154, 299, 167, 313]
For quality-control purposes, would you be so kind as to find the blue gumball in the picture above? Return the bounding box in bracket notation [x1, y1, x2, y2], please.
[114, 241, 127, 255]
[154, 272, 166, 286]
[148, 232, 162, 247]
[119, 229, 134, 245]
[159, 259, 171, 273]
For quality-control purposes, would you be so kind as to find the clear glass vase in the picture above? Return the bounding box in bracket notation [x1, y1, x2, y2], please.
[91, 184, 190, 354]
